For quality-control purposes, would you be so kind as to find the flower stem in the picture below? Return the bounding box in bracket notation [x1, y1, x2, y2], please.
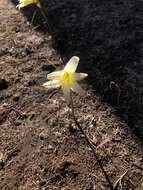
[70, 92, 113, 190]
[36, 1, 65, 64]
[37, 0, 52, 33]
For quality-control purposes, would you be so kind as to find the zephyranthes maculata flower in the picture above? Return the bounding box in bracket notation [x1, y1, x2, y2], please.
[16, 0, 40, 9]
[42, 56, 88, 102]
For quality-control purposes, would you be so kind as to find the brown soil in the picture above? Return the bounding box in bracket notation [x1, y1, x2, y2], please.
[0, 1, 143, 190]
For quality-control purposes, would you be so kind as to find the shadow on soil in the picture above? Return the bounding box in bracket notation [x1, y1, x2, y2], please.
[11, 0, 143, 139]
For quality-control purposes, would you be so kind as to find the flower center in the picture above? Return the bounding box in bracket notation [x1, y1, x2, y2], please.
[60, 71, 74, 87]
[63, 72, 69, 80]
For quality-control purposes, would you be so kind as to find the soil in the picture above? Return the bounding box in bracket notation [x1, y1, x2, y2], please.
[0, 0, 143, 190]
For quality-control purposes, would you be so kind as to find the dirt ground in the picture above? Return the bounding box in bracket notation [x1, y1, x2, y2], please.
[0, 0, 143, 190]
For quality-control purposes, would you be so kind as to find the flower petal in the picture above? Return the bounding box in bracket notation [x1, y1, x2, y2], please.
[42, 80, 60, 89]
[64, 56, 79, 72]
[62, 85, 71, 103]
[71, 82, 85, 95]
[16, 0, 37, 9]
[74, 73, 88, 81]
[47, 71, 62, 80]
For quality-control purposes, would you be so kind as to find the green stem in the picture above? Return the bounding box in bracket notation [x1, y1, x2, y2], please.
[36, 0, 65, 64]
[36, 0, 52, 33]
[70, 92, 113, 190]
[31, 10, 37, 25]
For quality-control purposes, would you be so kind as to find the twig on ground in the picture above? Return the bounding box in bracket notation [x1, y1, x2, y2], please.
[113, 169, 129, 190]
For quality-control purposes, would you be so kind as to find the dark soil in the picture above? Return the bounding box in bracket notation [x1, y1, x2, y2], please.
[12, 0, 143, 138]
[0, 0, 143, 189]
[45, 0, 143, 139]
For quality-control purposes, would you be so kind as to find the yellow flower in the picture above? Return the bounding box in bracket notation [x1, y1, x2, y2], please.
[16, 0, 38, 9]
[43, 56, 88, 102]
